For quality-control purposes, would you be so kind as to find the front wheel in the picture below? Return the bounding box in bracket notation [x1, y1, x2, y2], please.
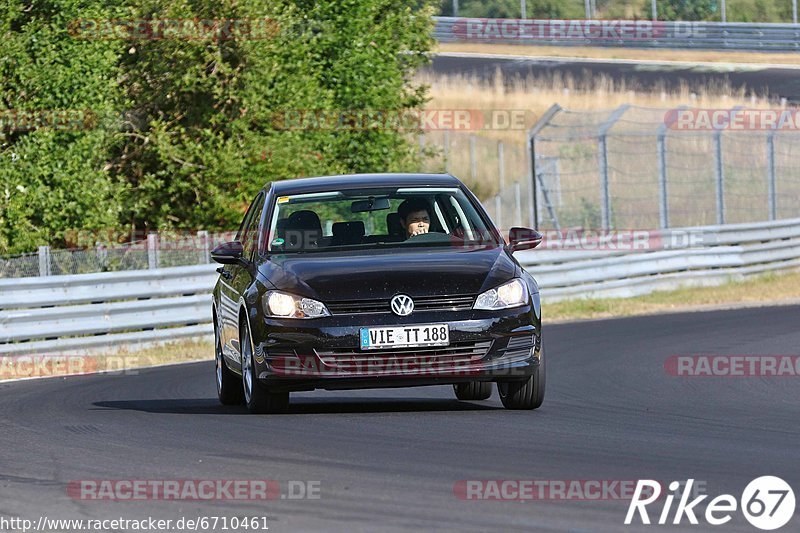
[216, 324, 243, 405]
[241, 318, 290, 414]
[498, 343, 545, 410]
[453, 381, 492, 401]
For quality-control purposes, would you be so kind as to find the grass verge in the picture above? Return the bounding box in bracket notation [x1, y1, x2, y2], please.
[436, 42, 800, 67]
[545, 270, 800, 321]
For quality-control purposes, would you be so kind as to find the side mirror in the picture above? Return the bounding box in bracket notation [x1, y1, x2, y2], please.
[211, 241, 244, 265]
[508, 227, 542, 253]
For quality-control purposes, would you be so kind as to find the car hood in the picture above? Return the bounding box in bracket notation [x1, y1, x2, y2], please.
[260, 246, 517, 301]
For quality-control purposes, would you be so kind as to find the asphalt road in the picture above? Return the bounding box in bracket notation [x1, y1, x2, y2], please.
[1, 305, 799, 532]
[428, 53, 800, 104]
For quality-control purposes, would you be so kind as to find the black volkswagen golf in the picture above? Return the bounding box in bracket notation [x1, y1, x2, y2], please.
[211, 173, 544, 413]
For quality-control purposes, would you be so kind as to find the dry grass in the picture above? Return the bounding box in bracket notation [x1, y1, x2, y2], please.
[545, 270, 800, 321]
[419, 69, 777, 145]
[437, 42, 800, 67]
[0, 339, 213, 382]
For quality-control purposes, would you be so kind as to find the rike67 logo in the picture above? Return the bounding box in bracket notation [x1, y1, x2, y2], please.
[626, 477, 795, 530]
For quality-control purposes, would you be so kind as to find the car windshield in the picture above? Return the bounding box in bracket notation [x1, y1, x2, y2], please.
[264, 187, 499, 254]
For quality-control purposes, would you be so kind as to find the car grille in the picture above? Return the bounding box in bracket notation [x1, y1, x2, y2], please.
[503, 334, 536, 358]
[325, 295, 475, 315]
[315, 340, 492, 373]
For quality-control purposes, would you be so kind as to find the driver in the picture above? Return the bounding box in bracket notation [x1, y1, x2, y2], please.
[397, 197, 432, 239]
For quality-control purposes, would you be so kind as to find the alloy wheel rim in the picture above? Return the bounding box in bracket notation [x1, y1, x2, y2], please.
[242, 329, 252, 403]
[215, 329, 223, 393]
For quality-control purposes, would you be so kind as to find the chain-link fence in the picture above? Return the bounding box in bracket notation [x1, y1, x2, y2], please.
[0, 231, 236, 279]
[530, 104, 800, 231]
[417, 105, 800, 233]
[418, 130, 535, 230]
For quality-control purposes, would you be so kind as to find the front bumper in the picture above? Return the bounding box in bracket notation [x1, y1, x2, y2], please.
[251, 303, 541, 392]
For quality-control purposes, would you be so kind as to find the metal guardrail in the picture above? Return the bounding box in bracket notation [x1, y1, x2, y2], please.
[0, 264, 218, 355]
[516, 217, 800, 299]
[433, 17, 800, 51]
[1, 218, 798, 355]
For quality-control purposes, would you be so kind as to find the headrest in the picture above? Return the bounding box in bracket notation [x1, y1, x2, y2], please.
[331, 221, 365, 245]
[386, 212, 405, 238]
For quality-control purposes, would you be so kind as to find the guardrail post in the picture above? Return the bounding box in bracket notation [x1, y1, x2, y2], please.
[714, 131, 725, 224]
[767, 131, 777, 220]
[38, 246, 51, 277]
[147, 232, 159, 269]
[198, 230, 210, 264]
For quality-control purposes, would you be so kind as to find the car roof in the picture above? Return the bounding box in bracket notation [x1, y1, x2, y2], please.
[268, 173, 463, 195]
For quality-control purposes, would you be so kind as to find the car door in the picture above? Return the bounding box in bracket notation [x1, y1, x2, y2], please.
[219, 192, 265, 366]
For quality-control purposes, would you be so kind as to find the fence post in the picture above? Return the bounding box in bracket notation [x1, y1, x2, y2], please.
[598, 105, 629, 231]
[147, 232, 159, 269]
[498, 140, 505, 194]
[714, 131, 725, 224]
[470, 135, 477, 183]
[198, 230, 210, 264]
[515, 181, 522, 227]
[598, 135, 611, 230]
[767, 131, 777, 221]
[495, 194, 503, 231]
[38, 245, 51, 277]
[657, 131, 669, 229]
[443, 130, 450, 173]
[527, 104, 562, 230]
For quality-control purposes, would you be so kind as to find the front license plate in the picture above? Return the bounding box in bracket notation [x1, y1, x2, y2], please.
[360, 324, 450, 350]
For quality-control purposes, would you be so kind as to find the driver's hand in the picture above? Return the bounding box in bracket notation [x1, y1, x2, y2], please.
[410, 226, 428, 237]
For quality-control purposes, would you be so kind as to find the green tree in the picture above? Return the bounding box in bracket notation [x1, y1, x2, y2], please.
[0, 0, 125, 254]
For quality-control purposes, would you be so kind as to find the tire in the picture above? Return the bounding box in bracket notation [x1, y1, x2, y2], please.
[498, 342, 545, 410]
[241, 318, 290, 414]
[215, 322, 244, 405]
[453, 381, 492, 401]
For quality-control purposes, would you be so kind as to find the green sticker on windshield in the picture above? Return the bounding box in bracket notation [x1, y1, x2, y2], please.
[271, 238, 285, 247]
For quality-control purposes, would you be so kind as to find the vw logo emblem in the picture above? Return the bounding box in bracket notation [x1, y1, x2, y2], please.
[390, 294, 414, 316]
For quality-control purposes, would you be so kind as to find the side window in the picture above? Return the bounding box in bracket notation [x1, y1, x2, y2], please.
[236, 192, 265, 258]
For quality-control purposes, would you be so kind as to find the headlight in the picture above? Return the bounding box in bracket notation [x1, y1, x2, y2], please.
[474, 278, 528, 310]
[263, 291, 330, 319]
